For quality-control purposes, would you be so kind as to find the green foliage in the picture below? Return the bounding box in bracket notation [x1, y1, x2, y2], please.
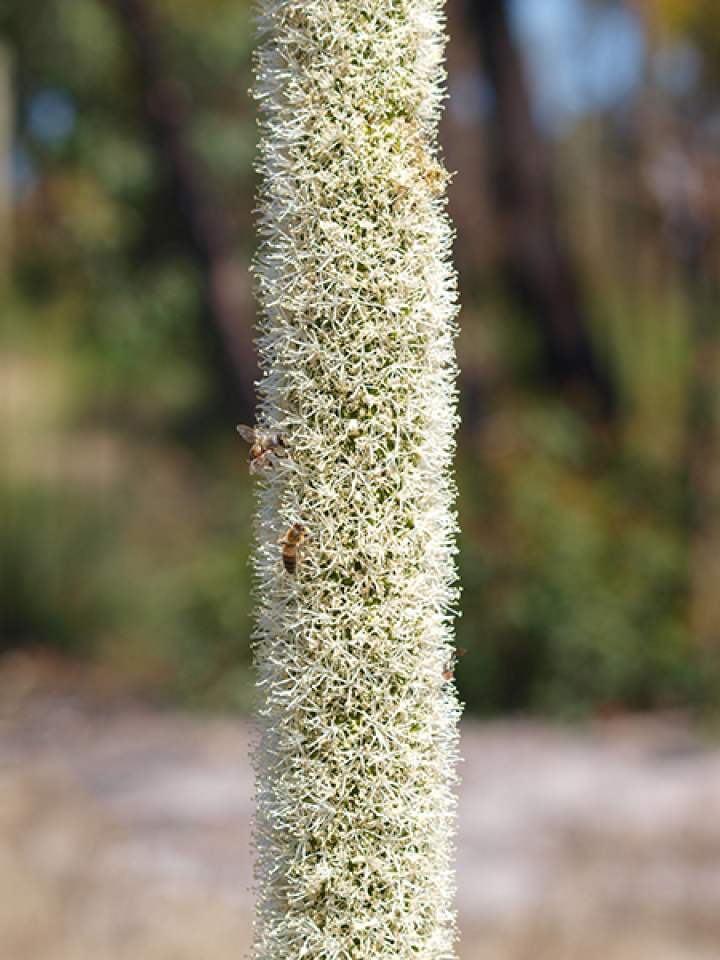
[0, 455, 256, 704]
[3, 0, 720, 719]
[79, 258, 208, 415]
[4, 0, 255, 416]
[0, 484, 119, 653]
[168, 493, 255, 709]
[456, 401, 710, 715]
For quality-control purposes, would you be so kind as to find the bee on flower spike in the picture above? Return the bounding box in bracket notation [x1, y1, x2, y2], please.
[236, 424, 287, 474]
[278, 523, 308, 576]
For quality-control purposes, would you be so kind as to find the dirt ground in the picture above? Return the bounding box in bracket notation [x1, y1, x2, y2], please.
[1, 656, 720, 960]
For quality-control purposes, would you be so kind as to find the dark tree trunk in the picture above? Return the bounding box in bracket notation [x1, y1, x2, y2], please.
[467, 0, 615, 418]
[109, 0, 256, 423]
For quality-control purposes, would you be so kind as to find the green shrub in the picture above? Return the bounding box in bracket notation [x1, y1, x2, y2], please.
[0, 484, 119, 653]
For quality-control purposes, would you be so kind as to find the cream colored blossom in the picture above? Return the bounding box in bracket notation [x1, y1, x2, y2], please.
[251, 1, 460, 958]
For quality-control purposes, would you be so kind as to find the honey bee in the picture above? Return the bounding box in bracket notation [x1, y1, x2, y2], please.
[236, 424, 286, 474]
[443, 647, 467, 681]
[278, 523, 308, 576]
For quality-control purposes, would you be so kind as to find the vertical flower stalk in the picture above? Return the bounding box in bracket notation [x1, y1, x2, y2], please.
[252, 2, 460, 958]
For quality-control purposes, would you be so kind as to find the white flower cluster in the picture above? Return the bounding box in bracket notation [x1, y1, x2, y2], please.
[251, 2, 460, 958]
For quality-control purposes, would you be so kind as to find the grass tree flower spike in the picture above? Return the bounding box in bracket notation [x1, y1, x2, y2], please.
[251, 1, 461, 958]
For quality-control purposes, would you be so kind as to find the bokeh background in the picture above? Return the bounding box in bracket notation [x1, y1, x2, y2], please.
[3, 0, 720, 957]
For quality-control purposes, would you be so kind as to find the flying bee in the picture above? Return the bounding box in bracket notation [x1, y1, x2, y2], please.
[443, 647, 467, 681]
[278, 523, 308, 576]
[236, 424, 286, 474]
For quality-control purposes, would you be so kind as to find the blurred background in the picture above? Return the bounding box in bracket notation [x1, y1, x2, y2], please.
[3, 0, 720, 957]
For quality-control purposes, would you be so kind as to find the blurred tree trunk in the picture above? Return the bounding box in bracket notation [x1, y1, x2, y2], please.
[109, 0, 256, 423]
[467, 0, 615, 418]
[0, 43, 12, 287]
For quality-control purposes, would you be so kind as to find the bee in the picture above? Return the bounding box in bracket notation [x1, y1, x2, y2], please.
[443, 647, 467, 681]
[278, 523, 308, 576]
[236, 424, 286, 474]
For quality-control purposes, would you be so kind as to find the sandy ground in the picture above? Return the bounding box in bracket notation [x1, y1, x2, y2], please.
[1, 659, 720, 960]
